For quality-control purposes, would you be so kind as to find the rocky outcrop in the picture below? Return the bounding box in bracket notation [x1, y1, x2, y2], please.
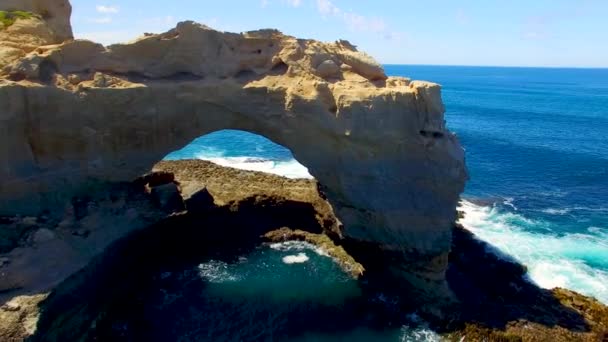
[0, 0, 467, 300]
[0, 0, 73, 43]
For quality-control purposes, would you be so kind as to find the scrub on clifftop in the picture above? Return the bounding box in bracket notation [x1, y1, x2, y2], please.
[0, 11, 36, 29]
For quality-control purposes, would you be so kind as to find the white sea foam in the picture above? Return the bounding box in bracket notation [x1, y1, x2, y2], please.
[541, 208, 571, 215]
[282, 253, 310, 264]
[270, 240, 330, 257]
[458, 200, 608, 304]
[198, 260, 240, 283]
[399, 313, 441, 342]
[540, 206, 608, 215]
[195, 155, 313, 179]
[502, 197, 518, 210]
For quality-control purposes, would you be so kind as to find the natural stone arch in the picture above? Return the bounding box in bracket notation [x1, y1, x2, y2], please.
[0, 1, 467, 299]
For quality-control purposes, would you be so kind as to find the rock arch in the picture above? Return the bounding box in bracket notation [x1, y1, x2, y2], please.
[0, 1, 467, 299]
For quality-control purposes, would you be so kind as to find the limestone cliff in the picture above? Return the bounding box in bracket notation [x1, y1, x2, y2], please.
[0, 0, 467, 298]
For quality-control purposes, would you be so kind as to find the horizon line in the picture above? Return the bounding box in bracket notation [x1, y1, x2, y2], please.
[381, 63, 608, 70]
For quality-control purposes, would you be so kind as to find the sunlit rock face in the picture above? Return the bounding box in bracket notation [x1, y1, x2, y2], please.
[0, 0, 467, 299]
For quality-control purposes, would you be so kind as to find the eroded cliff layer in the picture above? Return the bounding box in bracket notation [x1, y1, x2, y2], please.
[0, 0, 467, 298]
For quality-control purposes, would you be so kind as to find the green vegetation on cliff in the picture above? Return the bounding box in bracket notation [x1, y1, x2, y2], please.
[0, 10, 36, 29]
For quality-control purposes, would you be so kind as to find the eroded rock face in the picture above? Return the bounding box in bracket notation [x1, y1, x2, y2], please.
[0, 0, 73, 43]
[0, 0, 467, 298]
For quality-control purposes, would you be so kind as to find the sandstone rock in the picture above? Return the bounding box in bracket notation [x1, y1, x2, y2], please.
[150, 183, 185, 212]
[67, 73, 79, 85]
[184, 187, 215, 213]
[316, 59, 340, 79]
[0, 302, 20, 312]
[0, 0, 467, 300]
[336, 48, 386, 80]
[0, 0, 73, 43]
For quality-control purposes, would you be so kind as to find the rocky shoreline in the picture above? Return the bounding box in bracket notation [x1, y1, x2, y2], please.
[1, 160, 606, 341]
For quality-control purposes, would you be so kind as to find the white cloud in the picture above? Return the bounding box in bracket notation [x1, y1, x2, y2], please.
[343, 12, 386, 33]
[261, 0, 270, 8]
[315, 0, 402, 40]
[285, 0, 302, 7]
[96, 5, 119, 14]
[88, 16, 112, 24]
[317, 0, 340, 17]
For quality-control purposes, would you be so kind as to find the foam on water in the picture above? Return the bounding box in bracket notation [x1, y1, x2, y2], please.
[282, 252, 310, 264]
[398, 313, 441, 342]
[164, 130, 313, 179]
[459, 200, 608, 304]
[195, 155, 313, 179]
[270, 240, 330, 257]
[198, 260, 241, 283]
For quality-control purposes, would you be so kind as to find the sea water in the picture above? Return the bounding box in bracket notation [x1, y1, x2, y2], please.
[164, 65, 608, 339]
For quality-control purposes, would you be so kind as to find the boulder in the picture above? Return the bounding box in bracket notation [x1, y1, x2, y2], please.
[184, 187, 215, 213]
[316, 59, 340, 79]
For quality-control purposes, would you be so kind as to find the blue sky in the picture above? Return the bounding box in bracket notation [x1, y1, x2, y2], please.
[70, 0, 608, 67]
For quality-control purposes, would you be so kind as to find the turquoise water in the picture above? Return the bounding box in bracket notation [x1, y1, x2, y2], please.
[164, 65, 608, 339]
[138, 241, 437, 341]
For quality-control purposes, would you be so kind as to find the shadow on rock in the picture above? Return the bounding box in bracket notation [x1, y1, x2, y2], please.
[25, 199, 607, 341]
[27, 192, 363, 341]
[440, 224, 607, 341]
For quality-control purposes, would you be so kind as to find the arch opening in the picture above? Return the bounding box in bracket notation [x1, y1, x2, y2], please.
[163, 129, 313, 180]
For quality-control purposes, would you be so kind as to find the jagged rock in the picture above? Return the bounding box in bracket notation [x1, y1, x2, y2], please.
[66, 73, 79, 85]
[184, 187, 215, 213]
[138, 171, 176, 188]
[0, 302, 20, 312]
[0, 0, 467, 300]
[150, 183, 185, 212]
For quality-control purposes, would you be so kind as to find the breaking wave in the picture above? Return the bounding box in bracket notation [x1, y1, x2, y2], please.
[458, 199, 608, 304]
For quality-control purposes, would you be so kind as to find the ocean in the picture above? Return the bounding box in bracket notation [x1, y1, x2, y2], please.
[164, 65, 608, 340]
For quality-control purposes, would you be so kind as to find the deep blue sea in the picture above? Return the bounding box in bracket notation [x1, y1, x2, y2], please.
[164, 65, 608, 340]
